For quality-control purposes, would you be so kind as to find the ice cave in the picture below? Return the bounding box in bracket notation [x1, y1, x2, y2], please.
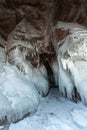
[0, 0, 87, 130]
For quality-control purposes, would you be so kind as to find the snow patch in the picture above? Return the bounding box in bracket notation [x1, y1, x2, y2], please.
[71, 109, 87, 127]
[47, 115, 74, 130]
[9, 89, 86, 130]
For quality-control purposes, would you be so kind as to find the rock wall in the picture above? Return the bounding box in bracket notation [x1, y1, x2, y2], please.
[0, 0, 87, 83]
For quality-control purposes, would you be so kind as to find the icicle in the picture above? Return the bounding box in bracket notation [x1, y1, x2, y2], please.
[57, 25, 87, 103]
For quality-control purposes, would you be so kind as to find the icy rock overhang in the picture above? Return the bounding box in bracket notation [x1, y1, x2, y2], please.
[57, 22, 87, 103]
[7, 18, 50, 97]
[0, 20, 50, 126]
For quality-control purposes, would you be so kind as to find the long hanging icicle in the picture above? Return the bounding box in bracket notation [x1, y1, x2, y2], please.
[56, 22, 87, 103]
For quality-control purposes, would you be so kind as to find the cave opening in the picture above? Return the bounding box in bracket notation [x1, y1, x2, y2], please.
[39, 53, 56, 89]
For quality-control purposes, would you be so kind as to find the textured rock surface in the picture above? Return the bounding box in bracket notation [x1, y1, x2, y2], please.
[53, 0, 87, 25]
[0, 0, 87, 37]
[0, 1, 87, 45]
[0, 6, 16, 39]
[0, 0, 87, 70]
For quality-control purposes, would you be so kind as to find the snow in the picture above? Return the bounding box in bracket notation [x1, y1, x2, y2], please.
[8, 89, 87, 130]
[71, 109, 87, 127]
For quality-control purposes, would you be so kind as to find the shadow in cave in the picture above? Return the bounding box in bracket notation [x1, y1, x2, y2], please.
[40, 53, 57, 90]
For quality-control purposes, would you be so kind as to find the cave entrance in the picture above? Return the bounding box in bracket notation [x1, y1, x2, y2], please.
[40, 53, 56, 89]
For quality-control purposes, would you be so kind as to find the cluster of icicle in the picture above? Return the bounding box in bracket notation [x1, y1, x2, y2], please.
[7, 19, 49, 96]
[56, 21, 87, 103]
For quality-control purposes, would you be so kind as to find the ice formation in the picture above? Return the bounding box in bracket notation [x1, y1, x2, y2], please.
[0, 35, 6, 63]
[0, 18, 49, 126]
[38, 64, 48, 79]
[0, 63, 40, 124]
[7, 19, 49, 97]
[7, 47, 49, 97]
[57, 22, 87, 103]
[31, 68, 49, 97]
[0, 20, 87, 128]
[51, 61, 58, 86]
[0, 46, 49, 125]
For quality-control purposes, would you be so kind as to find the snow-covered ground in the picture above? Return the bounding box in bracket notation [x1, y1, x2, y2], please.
[9, 88, 87, 130]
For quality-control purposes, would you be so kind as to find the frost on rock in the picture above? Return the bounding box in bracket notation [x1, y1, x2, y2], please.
[0, 63, 40, 124]
[7, 46, 49, 97]
[7, 19, 49, 97]
[57, 23, 87, 103]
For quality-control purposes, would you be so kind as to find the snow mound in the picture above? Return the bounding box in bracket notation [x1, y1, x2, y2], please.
[0, 63, 40, 124]
[47, 116, 74, 130]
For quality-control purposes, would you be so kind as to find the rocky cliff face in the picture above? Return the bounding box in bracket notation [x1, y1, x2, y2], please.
[0, 0, 87, 66]
[0, 0, 87, 37]
[54, 0, 87, 25]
